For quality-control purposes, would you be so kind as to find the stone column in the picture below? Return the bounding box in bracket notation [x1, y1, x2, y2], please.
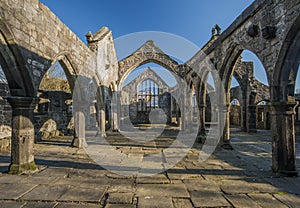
[97, 103, 107, 138]
[7, 96, 38, 174]
[199, 104, 206, 134]
[270, 101, 298, 177]
[219, 103, 232, 149]
[241, 97, 247, 132]
[247, 104, 257, 132]
[217, 92, 233, 150]
[111, 91, 119, 132]
[72, 111, 86, 148]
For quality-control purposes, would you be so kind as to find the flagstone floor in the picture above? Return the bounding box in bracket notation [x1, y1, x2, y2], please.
[0, 127, 299, 208]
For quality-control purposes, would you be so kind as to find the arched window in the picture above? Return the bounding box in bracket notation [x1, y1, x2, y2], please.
[231, 98, 240, 106]
[137, 79, 159, 111]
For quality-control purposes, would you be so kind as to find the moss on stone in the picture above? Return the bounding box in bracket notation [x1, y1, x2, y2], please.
[8, 161, 38, 175]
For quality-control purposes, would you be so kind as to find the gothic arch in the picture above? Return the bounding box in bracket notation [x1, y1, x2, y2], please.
[51, 52, 78, 93]
[118, 40, 182, 89]
[221, 45, 268, 94]
[273, 14, 300, 101]
[0, 19, 34, 96]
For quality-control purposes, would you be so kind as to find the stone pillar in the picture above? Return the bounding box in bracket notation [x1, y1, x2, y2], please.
[72, 111, 86, 148]
[97, 103, 106, 138]
[270, 101, 298, 177]
[219, 103, 232, 149]
[247, 104, 257, 132]
[241, 98, 247, 132]
[199, 104, 206, 134]
[176, 109, 181, 127]
[111, 91, 119, 132]
[217, 92, 233, 150]
[7, 96, 38, 174]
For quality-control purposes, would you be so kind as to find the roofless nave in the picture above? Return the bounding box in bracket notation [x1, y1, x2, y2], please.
[0, 0, 299, 179]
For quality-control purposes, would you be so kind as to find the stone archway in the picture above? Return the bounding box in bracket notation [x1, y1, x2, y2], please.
[118, 40, 184, 89]
[118, 40, 191, 131]
[0, 20, 38, 174]
[270, 14, 300, 176]
[0, 21, 34, 97]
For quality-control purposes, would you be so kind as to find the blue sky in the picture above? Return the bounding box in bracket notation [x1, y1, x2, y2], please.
[39, 0, 272, 87]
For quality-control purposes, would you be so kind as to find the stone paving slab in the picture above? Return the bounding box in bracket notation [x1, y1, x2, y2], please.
[54, 176, 110, 189]
[107, 179, 135, 193]
[21, 184, 70, 201]
[0, 129, 300, 207]
[220, 179, 261, 194]
[58, 186, 106, 202]
[138, 196, 173, 208]
[248, 193, 289, 208]
[105, 204, 135, 208]
[18, 175, 59, 185]
[189, 191, 231, 207]
[68, 168, 108, 178]
[107, 192, 134, 204]
[0, 175, 24, 184]
[0, 183, 37, 200]
[263, 177, 300, 195]
[172, 198, 194, 208]
[136, 174, 170, 184]
[55, 203, 101, 208]
[183, 178, 220, 192]
[274, 193, 300, 208]
[36, 167, 71, 177]
[136, 183, 190, 198]
[225, 194, 261, 208]
[22, 202, 57, 208]
[0, 201, 25, 208]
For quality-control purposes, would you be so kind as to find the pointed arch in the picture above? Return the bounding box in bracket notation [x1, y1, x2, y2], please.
[118, 40, 186, 89]
[273, 14, 300, 101]
[0, 19, 34, 96]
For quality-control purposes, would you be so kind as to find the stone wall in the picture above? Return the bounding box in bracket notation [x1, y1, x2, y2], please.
[230, 105, 241, 126]
[0, 82, 11, 150]
[35, 90, 73, 139]
[122, 67, 173, 124]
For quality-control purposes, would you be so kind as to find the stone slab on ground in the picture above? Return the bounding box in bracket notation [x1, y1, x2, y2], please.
[274, 193, 300, 208]
[21, 184, 70, 201]
[55, 203, 101, 208]
[54, 176, 110, 188]
[0, 183, 37, 200]
[19, 175, 59, 185]
[225, 194, 261, 208]
[108, 179, 135, 193]
[107, 192, 134, 204]
[183, 178, 220, 192]
[249, 193, 289, 208]
[263, 177, 300, 195]
[58, 186, 106, 202]
[172, 198, 193, 208]
[36, 167, 71, 177]
[0, 201, 25, 208]
[22, 202, 57, 208]
[189, 191, 231, 207]
[0, 175, 24, 184]
[105, 204, 136, 208]
[220, 179, 259, 194]
[136, 183, 189, 198]
[136, 174, 170, 184]
[138, 196, 173, 208]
